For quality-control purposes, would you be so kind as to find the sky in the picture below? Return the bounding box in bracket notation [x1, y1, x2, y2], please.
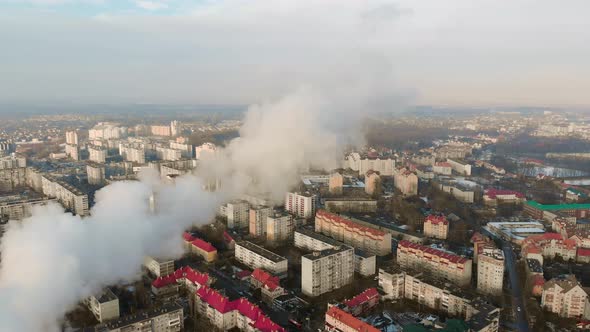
[0, 0, 589, 108]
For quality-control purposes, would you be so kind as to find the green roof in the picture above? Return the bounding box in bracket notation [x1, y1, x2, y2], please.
[526, 200, 590, 210]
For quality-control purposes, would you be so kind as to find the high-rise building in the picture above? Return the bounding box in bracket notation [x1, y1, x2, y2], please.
[65, 130, 79, 145]
[249, 205, 273, 237]
[88, 145, 107, 163]
[423, 214, 449, 240]
[219, 200, 250, 229]
[364, 171, 381, 196]
[285, 192, 316, 218]
[41, 176, 89, 216]
[119, 143, 145, 164]
[393, 167, 418, 196]
[155, 146, 182, 161]
[344, 152, 396, 176]
[169, 141, 193, 158]
[266, 212, 294, 242]
[89, 123, 126, 140]
[170, 120, 181, 136]
[87, 163, 106, 185]
[301, 246, 354, 297]
[329, 172, 343, 195]
[65, 143, 79, 161]
[151, 125, 172, 136]
[477, 248, 505, 295]
[89, 301, 183, 332]
[143, 256, 175, 277]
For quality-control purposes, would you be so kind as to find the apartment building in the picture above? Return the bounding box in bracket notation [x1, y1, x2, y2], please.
[378, 267, 500, 332]
[439, 181, 474, 203]
[344, 152, 396, 176]
[66, 130, 79, 145]
[266, 212, 294, 242]
[0, 154, 26, 169]
[524, 201, 590, 219]
[151, 266, 211, 300]
[315, 210, 392, 256]
[143, 256, 175, 277]
[41, 176, 89, 216]
[151, 125, 172, 136]
[423, 214, 449, 240]
[85, 288, 120, 323]
[65, 143, 80, 160]
[477, 248, 505, 295]
[433, 162, 452, 175]
[89, 123, 126, 140]
[195, 142, 217, 160]
[483, 189, 526, 206]
[87, 163, 105, 185]
[397, 240, 472, 286]
[249, 205, 273, 237]
[447, 159, 471, 176]
[285, 192, 317, 218]
[0, 193, 55, 220]
[364, 171, 381, 196]
[94, 301, 183, 332]
[324, 198, 378, 214]
[183, 233, 217, 262]
[195, 286, 284, 332]
[235, 241, 288, 277]
[393, 168, 418, 196]
[250, 268, 285, 303]
[329, 172, 344, 195]
[542, 275, 589, 319]
[88, 145, 107, 163]
[325, 306, 379, 332]
[169, 141, 193, 158]
[301, 246, 354, 297]
[295, 228, 376, 277]
[155, 146, 182, 161]
[119, 143, 145, 164]
[220, 200, 250, 229]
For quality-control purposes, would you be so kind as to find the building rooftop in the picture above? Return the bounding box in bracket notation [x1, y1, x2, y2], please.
[526, 200, 590, 211]
[102, 301, 182, 330]
[303, 246, 353, 260]
[398, 240, 468, 264]
[236, 241, 287, 263]
[326, 306, 380, 332]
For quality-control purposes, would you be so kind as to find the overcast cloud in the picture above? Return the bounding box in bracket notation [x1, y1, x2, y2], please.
[0, 0, 589, 107]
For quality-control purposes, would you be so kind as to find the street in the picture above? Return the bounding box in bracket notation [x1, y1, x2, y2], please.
[502, 241, 530, 332]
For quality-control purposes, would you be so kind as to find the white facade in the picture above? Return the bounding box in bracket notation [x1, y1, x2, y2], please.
[477, 248, 505, 295]
[87, 163, 106, 185]
[169, 141, 193, 158]
[447, 159, 472, 176]
[119, 143, 145, 164]
[235, 241, 288, 276]
[344, 153, 396, 176]
[301, 246, 354, 297]
[65, 130, 79, 145]
[195, 142, 217, 160]
[285, 192, 316, 218]
[266, 212, 294, 242]
[65, 143, 79, 160]
[143, 256, 175, 277]
[86, 289, 120, 323]
[88, 145, 107, 163]
[220, 200, 250, 229]
[89, 123, 126, 140]
[156, 146, 182, 161]
[249, 205, 273, 237]
[41, 176, 89, 216]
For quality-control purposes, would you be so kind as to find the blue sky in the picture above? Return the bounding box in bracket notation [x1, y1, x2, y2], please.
[1, 0, 589, 108]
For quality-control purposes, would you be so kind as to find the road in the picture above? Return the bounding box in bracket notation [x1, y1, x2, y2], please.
[502, 241, 530, 332]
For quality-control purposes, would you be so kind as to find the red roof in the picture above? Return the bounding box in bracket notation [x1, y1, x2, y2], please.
[326, 306, 379, 332]
[484, 189, 525, 199]
[316, 210, 386, 238]
[532, 274, 546, 286]
[251, 268, 280, 291]
[344, 288, 379, 309]
[425, 214, 448, 225]
[398, 240, 468, 264]
[236, 270, 252, 279]
[578, 248, 590, 257]
[152, 266, 210, 289]
[191, 238, 217, 253]
[183, 231, 196, 242]
[223, 230, 235, 243]
[195, 286, 285, 331]
[435, 162, 451, 167]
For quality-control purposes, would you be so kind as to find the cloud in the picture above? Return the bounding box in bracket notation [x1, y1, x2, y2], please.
[135, 0, 168, 11]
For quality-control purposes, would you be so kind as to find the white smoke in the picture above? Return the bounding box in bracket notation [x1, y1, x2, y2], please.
[0, 173, 224, 332]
